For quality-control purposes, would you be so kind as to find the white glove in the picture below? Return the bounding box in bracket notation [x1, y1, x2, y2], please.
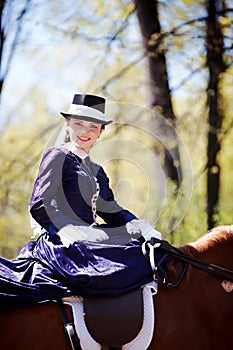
[126, 219, 161, 241]
[57, 225, 109, 247]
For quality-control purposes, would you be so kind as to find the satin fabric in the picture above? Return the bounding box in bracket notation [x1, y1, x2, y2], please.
[0, 234, 154, 310]
[0, 146, 155, 309]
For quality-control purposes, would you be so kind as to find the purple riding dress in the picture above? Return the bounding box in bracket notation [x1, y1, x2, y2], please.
[0, 146, 154, 308]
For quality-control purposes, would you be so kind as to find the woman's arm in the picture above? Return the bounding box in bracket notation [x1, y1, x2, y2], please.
[30, 147, 84, 235]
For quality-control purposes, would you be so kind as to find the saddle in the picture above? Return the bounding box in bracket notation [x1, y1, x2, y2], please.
[84, 288, 143, 348]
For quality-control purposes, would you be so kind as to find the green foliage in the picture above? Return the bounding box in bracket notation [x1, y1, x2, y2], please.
[0, 122, 57, 257]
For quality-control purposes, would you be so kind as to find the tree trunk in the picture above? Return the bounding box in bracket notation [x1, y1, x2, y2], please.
[0, 0, 31, 100]
[134, 0, 181, 183]
[0, 0, 6, 96]
[206, 0, 225, 229]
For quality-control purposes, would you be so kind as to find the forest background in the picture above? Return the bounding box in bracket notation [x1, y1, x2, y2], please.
[0, 0, 232, 258]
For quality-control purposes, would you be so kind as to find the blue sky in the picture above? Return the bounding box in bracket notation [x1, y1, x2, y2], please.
[0, 1, 144, 128]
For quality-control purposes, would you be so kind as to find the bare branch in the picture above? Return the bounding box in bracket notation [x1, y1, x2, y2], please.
[0, 0, 31, 97]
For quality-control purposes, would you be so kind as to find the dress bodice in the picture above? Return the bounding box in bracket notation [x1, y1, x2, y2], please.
[30, 146, 136, 234]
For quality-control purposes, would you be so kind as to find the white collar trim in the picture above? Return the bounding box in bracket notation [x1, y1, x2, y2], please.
[67, 143, 89, 160]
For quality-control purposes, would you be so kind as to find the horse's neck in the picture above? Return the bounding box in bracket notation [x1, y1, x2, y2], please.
[182, 228, 233, 273]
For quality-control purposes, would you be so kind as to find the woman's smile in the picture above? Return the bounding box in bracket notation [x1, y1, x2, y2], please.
[78, 135, 91, 142]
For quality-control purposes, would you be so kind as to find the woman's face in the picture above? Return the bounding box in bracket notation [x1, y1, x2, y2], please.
[66, 118, 103, 153]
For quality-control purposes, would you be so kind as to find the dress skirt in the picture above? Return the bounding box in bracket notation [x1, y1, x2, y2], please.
[0, 232, 154, 309]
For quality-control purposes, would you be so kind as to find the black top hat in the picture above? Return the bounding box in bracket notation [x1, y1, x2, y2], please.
[60, 94, 112, 125]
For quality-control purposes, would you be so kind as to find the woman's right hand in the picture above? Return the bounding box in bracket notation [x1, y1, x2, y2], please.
[57, 224, 109, 247]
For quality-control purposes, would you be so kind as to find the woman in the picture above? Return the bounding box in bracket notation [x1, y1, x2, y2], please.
[30, 93, 161, 246]
[0, 94, 162, 307]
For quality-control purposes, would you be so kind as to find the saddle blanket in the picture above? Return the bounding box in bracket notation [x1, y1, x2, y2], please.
[64, 283, 156, 350]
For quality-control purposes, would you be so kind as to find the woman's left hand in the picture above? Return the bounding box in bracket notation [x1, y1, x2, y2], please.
[126, 219, 161, 241]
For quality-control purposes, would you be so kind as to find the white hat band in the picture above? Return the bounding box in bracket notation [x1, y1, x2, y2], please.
[68, 104, 105, 121]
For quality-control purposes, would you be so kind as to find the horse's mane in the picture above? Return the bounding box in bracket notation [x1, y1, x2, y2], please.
[181, 225, 233, 256]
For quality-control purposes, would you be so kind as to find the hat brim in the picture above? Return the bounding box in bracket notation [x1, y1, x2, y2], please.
[60, 112, 113, 125]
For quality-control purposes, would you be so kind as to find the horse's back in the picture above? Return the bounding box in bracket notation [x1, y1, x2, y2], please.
[0, 302, 71, 350]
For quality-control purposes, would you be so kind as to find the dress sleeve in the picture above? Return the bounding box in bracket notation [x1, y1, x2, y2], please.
[30, 148, 83, 234]
[96, 167, 137, 226]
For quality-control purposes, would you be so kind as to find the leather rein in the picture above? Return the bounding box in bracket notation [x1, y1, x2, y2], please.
[142, 238, 233, 288]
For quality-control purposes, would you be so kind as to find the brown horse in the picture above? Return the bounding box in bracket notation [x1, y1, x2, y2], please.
[1, 225, 233, 350]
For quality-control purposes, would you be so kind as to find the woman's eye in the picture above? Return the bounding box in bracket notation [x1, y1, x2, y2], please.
[90, 124, 98, 129]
